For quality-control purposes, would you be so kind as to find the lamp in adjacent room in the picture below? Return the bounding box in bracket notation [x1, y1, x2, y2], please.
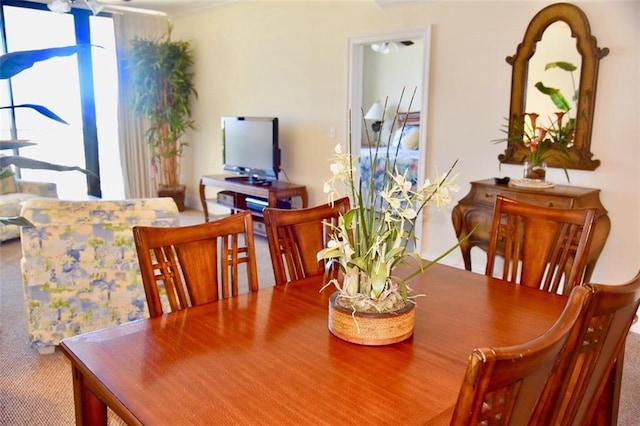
[85, 0, 104, 15]
[364, 101, 384, 133]
[370, 40, 415, 55]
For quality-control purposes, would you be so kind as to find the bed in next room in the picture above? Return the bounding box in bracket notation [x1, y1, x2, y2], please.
[359, 111, 421, 198]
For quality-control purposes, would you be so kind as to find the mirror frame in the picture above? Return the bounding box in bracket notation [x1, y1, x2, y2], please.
[499, 3, 608, 170]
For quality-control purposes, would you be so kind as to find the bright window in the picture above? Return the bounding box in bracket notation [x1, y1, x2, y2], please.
[1, 3, 123, 199]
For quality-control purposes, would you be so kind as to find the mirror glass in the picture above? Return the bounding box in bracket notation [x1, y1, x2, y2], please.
[362, 39, 422, 146]
[499, 3, 608, 171]
[348, 27, 431, 253]
[525, 21, 581, 129]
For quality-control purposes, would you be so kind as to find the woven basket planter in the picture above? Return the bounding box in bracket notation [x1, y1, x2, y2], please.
[157, 184, 186, 212]
[328, 292, 415, 346]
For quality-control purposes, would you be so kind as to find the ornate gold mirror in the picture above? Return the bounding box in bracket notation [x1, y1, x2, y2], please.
[498, 3, 608, 170]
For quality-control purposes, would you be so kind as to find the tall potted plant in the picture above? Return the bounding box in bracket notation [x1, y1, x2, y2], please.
[129, 30, 197, 211]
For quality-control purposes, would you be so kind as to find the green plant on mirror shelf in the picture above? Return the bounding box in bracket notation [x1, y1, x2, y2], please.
[494, 61, 577, 182]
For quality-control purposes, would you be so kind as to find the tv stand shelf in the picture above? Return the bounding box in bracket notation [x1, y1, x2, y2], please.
[199, 174, 308, 235]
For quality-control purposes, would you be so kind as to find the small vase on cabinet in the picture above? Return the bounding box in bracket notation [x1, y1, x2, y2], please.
[523, 161, 547, 182]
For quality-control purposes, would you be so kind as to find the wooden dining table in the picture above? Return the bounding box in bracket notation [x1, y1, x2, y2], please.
[60, 263, 587, 425]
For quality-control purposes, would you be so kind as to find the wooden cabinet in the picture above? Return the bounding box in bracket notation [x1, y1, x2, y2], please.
[199, 174, 308, 236]
[451, 179, 610, 281]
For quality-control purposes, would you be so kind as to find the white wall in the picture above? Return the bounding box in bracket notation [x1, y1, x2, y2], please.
[170, 0, 639, 330]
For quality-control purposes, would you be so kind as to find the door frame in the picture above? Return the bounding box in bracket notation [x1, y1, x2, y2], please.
[347, 26, 432, 255]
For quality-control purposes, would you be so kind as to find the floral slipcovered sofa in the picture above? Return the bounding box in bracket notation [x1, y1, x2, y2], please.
[0, 177, 58, 242]
[20, 197, 179, 354]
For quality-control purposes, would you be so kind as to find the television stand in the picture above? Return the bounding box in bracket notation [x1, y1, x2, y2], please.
[223, 175, 272, 186]
[199, 174, 308, 236]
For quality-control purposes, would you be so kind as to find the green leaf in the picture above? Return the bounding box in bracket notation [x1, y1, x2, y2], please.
[0, 216, 34, 227]
[0, 156, 96, 177]
[402, 238, 473, 283]
[370, 264, 388, 298]
[1, 45, 101, 125]
[544, 61, 577, 72]
[0, 45, 92, 79]
[0, 168, 15, 179]
[350, 257, 369, 272]
[534, 82, 571, 112]
[317, 246, 343, 261]
[0, 104, 69, 124]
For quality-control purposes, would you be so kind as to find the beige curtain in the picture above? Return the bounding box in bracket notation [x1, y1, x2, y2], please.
[113, 13, 170, 199]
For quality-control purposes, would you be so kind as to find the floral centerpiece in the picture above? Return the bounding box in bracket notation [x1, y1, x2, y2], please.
[317, 106, 463, 322]
[519, 111, 574, 181]
[496, 61, 577, 182]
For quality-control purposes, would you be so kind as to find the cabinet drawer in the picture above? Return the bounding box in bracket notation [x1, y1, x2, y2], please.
[217, 190, 236, 207]
[473, 186, 574, 209]
[253, 220, 266, 235]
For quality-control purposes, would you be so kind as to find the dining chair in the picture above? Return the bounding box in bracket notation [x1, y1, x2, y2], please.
[263, 197, 350, 285]
[133, 210, 259, 317]
[485, 195, 598, 294]
[539, 270, 640, 425]
[450, 285, 591, 425]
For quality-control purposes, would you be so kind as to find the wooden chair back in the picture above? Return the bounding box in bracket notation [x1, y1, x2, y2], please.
[263, 197, 350, 285]
[450, 285, 591, 425]
[133, 211, 259, 317]
[542, 270, 640, 425]
[486, 195, 598, 294]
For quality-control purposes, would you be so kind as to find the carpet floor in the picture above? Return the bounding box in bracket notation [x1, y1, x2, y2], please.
[1, 210, 638, 425]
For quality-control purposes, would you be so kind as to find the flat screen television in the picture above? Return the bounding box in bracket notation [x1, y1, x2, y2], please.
[221, 116, 280, 183]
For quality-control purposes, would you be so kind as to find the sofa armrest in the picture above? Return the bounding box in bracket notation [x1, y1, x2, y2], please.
[16, 179, 58, 198]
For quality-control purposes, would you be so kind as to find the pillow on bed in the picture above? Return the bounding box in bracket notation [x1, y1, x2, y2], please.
[401, 131, 420, 150]
[391, 126, 419, 149]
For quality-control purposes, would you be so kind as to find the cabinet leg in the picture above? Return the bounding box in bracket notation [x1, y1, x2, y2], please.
[462, 247, 472, 271]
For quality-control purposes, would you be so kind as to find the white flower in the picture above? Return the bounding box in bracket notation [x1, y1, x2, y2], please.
[400, 207, 417, 220]
[317, 105, 460, 312]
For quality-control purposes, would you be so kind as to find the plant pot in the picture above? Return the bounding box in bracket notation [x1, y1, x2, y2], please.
[523, 161, 547, 182]
[158, 184, 186, 212]
[328, 292, 415, 346]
